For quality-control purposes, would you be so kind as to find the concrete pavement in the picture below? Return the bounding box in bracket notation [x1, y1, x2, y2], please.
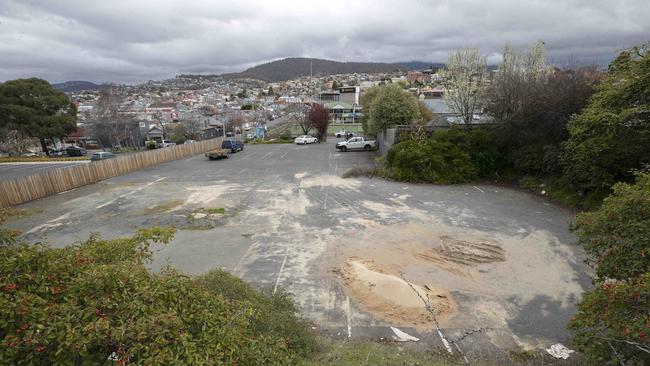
[4, 138, 590, 359]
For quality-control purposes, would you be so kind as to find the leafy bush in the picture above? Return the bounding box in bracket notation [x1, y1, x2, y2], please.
[571, 173, 650, 280]
[0, 227, 314, 365]
[279, 130, 293, 141]
[196, 270, 317, 357]
[146, 140, 157, 150]
[387, 139, 476, 184]
[386, 128, 501, 184]
[569, 173, 650, 364]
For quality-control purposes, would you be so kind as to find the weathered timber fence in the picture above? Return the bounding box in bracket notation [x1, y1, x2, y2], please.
[0, 138, 221, 207]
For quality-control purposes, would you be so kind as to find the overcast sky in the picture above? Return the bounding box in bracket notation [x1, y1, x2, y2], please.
[1, 0, 648, 84]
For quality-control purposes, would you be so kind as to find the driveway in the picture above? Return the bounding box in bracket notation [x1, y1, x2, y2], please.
[5, 139, 590, 357]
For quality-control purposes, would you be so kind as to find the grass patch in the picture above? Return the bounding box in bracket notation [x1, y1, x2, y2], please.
[141, 199, 184, 215]
[341, 166, 387, 179]
[519, 176, 581, 208]
[205, 207, 226, 214]
[0, 156, 89, 163]
[0, 207, 39, 244]
[305, 338, 461, 366]
[0, 207, 39, 222]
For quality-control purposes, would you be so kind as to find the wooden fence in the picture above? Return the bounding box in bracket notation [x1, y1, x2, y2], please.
[0, 138, 222, 207]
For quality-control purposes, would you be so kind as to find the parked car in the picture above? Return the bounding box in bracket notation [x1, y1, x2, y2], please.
[90, 152, 116, 161]
[205, 148, 231, 160]
[335, 130, 354, 138]
[65, 146, 86, 157]
[158, 140, 176, 148]
[335, 137, 377, 152]
[294, 135, 318, 144]
[221, 138, 244, 153]
[225, 132, 235, 137]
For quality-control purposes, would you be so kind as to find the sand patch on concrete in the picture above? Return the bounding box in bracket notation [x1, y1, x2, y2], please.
[294, 172, 308, 179]
[300, 175, 361, 190]
[339, 259, 455, 330]
[184, 183, 237, 206]
[326, 213, 586, 338]
[269, 186, 313, 216]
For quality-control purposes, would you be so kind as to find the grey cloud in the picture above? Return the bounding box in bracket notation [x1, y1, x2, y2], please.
[1, 0, 648, 83]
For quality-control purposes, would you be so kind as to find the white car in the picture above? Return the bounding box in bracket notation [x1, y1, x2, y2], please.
[335, 130, 354, 138]
[294, 135, 318, 144]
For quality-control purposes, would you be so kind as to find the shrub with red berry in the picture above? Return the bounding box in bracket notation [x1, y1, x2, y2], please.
[569, 173, 650, 364]
[0, 227, 314, 365]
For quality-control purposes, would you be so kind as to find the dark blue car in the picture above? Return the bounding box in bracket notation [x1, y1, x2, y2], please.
[221, 139, 244, 153]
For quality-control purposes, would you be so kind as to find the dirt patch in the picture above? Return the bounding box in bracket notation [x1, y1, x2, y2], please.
[338, 258, 455, 330]
[140, 199, 185, 215]
[434, 235, 506, 266]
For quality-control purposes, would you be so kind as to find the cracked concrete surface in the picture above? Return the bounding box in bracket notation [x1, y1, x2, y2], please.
[4, 139, 591, 357]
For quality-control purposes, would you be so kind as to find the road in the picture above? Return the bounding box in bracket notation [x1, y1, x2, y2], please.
[0, 161, 89, 182]
[5, 139, 590, 358]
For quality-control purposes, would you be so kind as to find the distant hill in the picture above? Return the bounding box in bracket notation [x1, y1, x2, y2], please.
[52, 80, 103, 93]
[223, 58, 414, 82]
[397, 61, 445, 71]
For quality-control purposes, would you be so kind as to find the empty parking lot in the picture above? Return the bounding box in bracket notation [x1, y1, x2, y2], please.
[4, 139, 590, 356]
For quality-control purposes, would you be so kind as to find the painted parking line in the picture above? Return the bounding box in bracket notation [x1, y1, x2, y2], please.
[24, 212, 70, 235]
[345, 296, 352, 338]
[473, 186, 485, 193]
[273, 255, 288, 294]
[96, 176, 167, 209]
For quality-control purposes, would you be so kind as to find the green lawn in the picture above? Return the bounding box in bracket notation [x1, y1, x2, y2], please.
[0, 156, 89, 163]
[286, 124, 364, 135]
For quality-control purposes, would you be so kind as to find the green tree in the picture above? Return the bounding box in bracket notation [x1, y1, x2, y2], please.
[170, 124, 187, 144]
[267, 86, 275, 96]
[331, 80, 339, 90]
[0, 78, 77, 155]
[569, 173, 650, 365]
[359, 85, 383, 135]
[562, 44, 650, 194]
[367, 84, 420, 136]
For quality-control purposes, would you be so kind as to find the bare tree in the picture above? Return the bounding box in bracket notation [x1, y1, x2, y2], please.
[92, 85, 140, 148]
[487, 41, 549, 121]
[308, 104, 329, 142]
[183, 118, 202, 140]
[287, 103, 312, 135]
[225, 113, 245, 134]
[441, 48, 488, 126]
[0, 130, 35, 155]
